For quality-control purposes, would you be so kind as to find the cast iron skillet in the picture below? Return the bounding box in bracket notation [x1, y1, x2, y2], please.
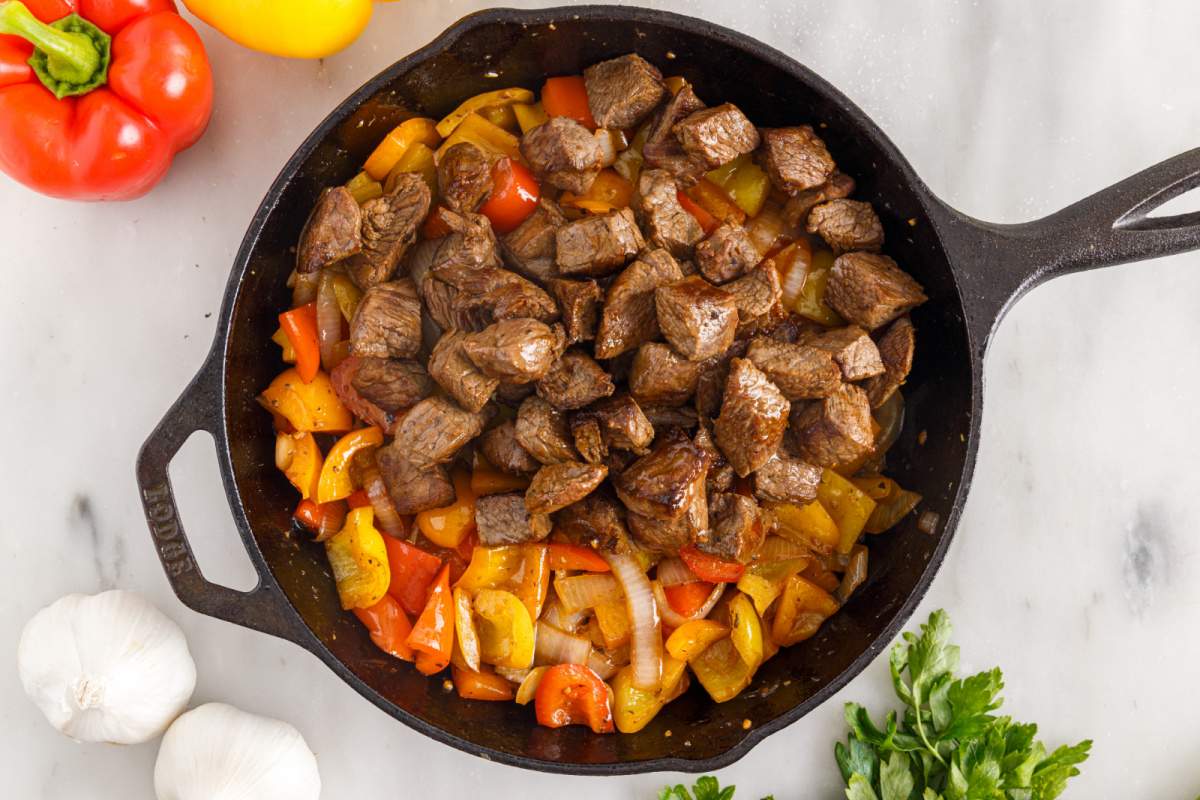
[135, 5, 1200, 775]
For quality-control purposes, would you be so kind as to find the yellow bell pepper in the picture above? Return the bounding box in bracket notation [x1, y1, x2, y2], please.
[259, 368, 353, 433]
[457, 546, 523, 593]
[328, 272, 362, 322]
[817, 469, 878, 554]
[706, 154, 770, 218]
[769, 499, 841, 554]
[690, 636, 756, 703]
[513, 102, 549, 134]
[345, 170, 383, 205]
[593, 598, 632, 650]
[791, 248, 845, 326]
[560, 169, 634, 215]
[436, 87, 535, 138]
[363, 117, 441, 180]
[854, 477, 923, 534]
[275, 431, 323, 499]
[384, 141, 438, 195]
[612, 655, 687, 733]
[453, 587, 481, 672]
[436, 113, 522, 163]
[183, 0, 377, 60]
[474, 589, 535, 670]
[271, 326, 297, 363]
[663, 76, 687, 95]
[737, 558, 808, 616]
[316, 426, 383, 503]
[665, 619, 730, 662]
[727, 593, 763, 670]
[771, 574, 839, 646]
[325, 507, 390, 609]
[416, 468, 476, 548]
[516, 545, 550, 620]
[480, 104, 520, 133]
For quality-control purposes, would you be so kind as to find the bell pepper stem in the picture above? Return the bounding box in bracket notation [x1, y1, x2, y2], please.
[0, 1, 110, 99]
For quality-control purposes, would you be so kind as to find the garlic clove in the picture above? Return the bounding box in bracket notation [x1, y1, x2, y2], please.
[154, 703, 321, 800]
[17, 590, 197, 744]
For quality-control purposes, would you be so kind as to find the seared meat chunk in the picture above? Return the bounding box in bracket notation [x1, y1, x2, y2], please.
[694, 354, 733, 418]
[693, 419, 734, 495]
[642, 82, 707, 186]
[377, 449, 455, 514]
[636, 169, 704, 258]
[476, 493, 552, 545]
[641, 404, 699, 431]
[629, 342, 701, 407]
[479, 420, 540, 475]
[783, 171, 856, 227]
[807, 199, 884, 254]
[495, 380, 535, 406]
[614, 431, 711, 520]
[695, 223, 759, 284]
[595, 249, 684, 359]
[392, 395, 483, 471]
[345, 173, 431, 289]
[548, 278, 602, 344]
[759, 126, 835, 194]
[556, 207, 644, 277]
[437, 142, 492, 213]
[352, 357, 433, 414]
[521, 117, 603, 194]
[672, 103, 760, 169]
[427, 330, 499, 412]
[501, 198, 565, 283]
[554, 490, 631, 553]
[526, 461, 608, 514]
[296, 186, 361, 273]
[421, 265, 558, 332]
[330, 356, 396, 434]
[515, 396, 578, 464]
[655, 276, 739, 361]
[626, 500, 705, 555]
[745, 337, 842, 400]
[714, 358, 790, 476]
[791, 383, 874, 470]
[825, 252, 927, 330]
[571, 416, 607, 464]
[461, 319, 565, 383]
[577, 394, 655, 454]
[864, 316, 915, 408]
[754, 450, 822, 505]
[427, 207, 502, 273]
[584, 53, 666, 130]
[723, 260, 782, 334]
[699, 493, 763, 563]
[536, 349, 615, 410]
[350, 279, 422, 359]
[808, 325, 885, 381]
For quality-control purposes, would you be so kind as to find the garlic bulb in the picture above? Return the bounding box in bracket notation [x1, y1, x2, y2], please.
[154, 703, 321, 800]
[17, 590, 197, 744]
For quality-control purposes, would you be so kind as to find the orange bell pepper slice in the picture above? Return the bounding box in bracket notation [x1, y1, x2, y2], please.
[406, 564, 453, 665]
[479, 158, 541, 234]
[416, 468, 476, 548]
[259, 368, 353, 433]
[384, 537, 443, 616]
[316, 426, 384, 504]
[663, 581, 715, 617]
[452, 665, 515, 701]
[346, 489, 371, 509]
[278, 303, 321, 384]
[677, 190, 719, 236]
[685, 178, 747, 227]
[546, 543, 610, 573]
[679, 546, 745, 583]
[561, 169, 634, 215]
[363, 117, 441, 180]
[540, 76, 596, 129]
[353, 594, 414, 662]
[415, 649, 449, 676]
[470, 455, 530, 496]
[276, 431, 322, 500]
[534, 664, 614, 733]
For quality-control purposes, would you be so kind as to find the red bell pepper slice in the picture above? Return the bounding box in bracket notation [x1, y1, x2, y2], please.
[546, 543, 611, 573]
[384, 536, 443, 616]
[535, 664, 614, 733]
[278, 303, 321, 384]
[405, 564, 453, 662]
[663, 581, 716, 617]
[353, 594, 414, 662]
[345, 489, 371, 509]
[679, 545, 745, 583]
[541, 75, 596, 129]
[479, 158, 540, 234]
[677, 190, 719, 236]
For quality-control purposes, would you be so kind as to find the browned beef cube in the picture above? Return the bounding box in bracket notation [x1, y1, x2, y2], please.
[791, 383, 874, 469]
[521, 116, 603, 194]
[594, 249, 684, 359]
[642, 82, 707, 186]
[526, 461, 608, 514]
[723, 260, 783, 334]
[352, 357, 433, 415]
[759, 126, 836, 194]
[694, 354, 733, 418]
[501, 198, 566, 283]
[579, 394, 655, 454]
[421, 266, 558, 332]
[806, 325, 885, 381]
[825, 252, 927, 330]
[864, 316, 915, 408]
[515, 396, 578, 464]
[782, 171, 856, 228]
[614, 431, 710, 520]
[694, 419, 734, 495]
[745, 337, 842, 400]
[329, 356, 396, 433]
[555, 207, 645, 277]
[604, 442, 637, 475]
[350, 279, 422, 359]
[695, 223, 759, 284]
[392, 395, 483, 470]
[377, 449, 455, 514]
[807, 199, 883, 254]
[626, 500, 704, 555]
[535, 349, 615, 410]
[571, 416, 607, 464]
[494, 380, 536, 407]
[427, 207, 503, 274]
[476, 493, 552, 545]
[584, 53, 666, 130]
[553, 490, 631, 553]
[754, 451, 822, 504]
[655, 276, 739, 361]
[641, 404, 699, 431]
[479, 419, 540, 475]
[714, 358, 791, 476]
[636, 168, 704, 258]
[628, 342, 701, 407]
[461, 319, 565, 383]
[345, 174, 432, 289]
[672, 103, 760, 169]
[296, 186, 361, 273]
[699, 493, 764, 563]
[547, 278, 602, 344]
[437, 142, 492, 213]
[427, 330, 498, 413]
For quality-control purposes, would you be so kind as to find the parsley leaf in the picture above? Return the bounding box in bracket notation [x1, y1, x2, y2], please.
[659, 776, 736, 800]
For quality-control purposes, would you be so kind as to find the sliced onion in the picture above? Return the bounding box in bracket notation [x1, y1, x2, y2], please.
[918, 510, 940, 536]
[362, 463, 405, 538]
[605, 552, 662, 691]
[586, 648, 621, 681]
[874, 392, 905, 457]
[514, 666, 548, 705]
[593, 128, 619, 167]
[534, 621, 592, 666]
[290, 269, 320, 306]
[652, 579, 725, 629]
[316, 272, 343, 370]
[554, 573, 622, 613]
[655, 557, 699, 587]
[541, 599, 589, 633]
[835, 545, 869, 604]
[494, 665, 530, 684]
[274, 433, 296, 471]
[313, 501, 347, 543]
[757, 535, 810, 562]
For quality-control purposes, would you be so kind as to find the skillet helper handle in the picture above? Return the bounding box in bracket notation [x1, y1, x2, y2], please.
[136, 350, 309, 647]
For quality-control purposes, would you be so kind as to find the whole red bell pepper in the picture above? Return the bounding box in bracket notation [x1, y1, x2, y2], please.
[0, 0, 212, 200]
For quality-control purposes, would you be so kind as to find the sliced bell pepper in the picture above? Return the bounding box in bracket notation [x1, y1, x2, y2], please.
[769, 499, 841, 554]
[315, 426, 383, 504]
[727, 592, 764, 669]
[435, 112, 521, 163]
[663, 75, 687, 95]
[416, 467, 476, 548]
[679, 546, 744, 583]
[612, 656, 686, 733]
[534, 663, 614, 733]
[479, 157, 540, 234]
[817, 469, 878, 554]
[513, 100, 548, 134]
[470, 453, 530, 495]
[516, 544, 550, 620]
[294, 497, 347, 542]
[457, 545, 523, 593]
[686, 179, 747, 226]
[791, 248, 845, 326]
[801, 559, 842, 594]
[677, 190, 719, 236]
[326, 271, 363, 322]
[363, 116, 440, 180]
[854, 477, 923, 534]
[436, 87, 535, 138]
[259, 367, 353, 433]
[592, 598, 632, 651]
[560, 168, 634, 215]
[415, 649, 449, 676]
[278, 303, 321, 384]
[737, 558, 808, 616]
[540, 75, 595, 129]
[474, 588, 535, 670]
[480, 103, 519, 132]
[183, 0, 374, 60]
[665, 619, 730, 662]
[272, 326, 297, 363]
[706, 154, 771, 218]
[383, 537, 443, 616]
[385, 140, 437, 195]
[346, 489, 371, 509]
[406, 563, 454, 667]
[546, 543, 610, 573]
[663, 581, 715, 618]
[275, 431, 322, 500]
[453, 586, 481, 672]
[452, 665, 515, 701]
[771, 573, 839, 646]
[353, 594, 414, 662]
[690, 636, 756, 703]
[325, 507, 390, 610]
[344, 170, 382, 205]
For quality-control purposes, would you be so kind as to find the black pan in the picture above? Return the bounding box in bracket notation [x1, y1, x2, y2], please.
[135, 5, 1200, 775]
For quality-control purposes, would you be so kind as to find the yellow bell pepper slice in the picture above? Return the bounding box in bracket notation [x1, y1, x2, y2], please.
[738, 558, 809, 616]
[416, 468, 476, 548]
[363, 117, 441, 180]
[259, 368, 353, 433]
[316, 426, 383, 503]
[560, 169, 634, 215]
[384, 142, 437, 195]
[480, 104, 520, 133]
[182, 0, 374, 60]
[853, 477, 924, 534]
[769, 499, 840, 554]
[275, 431, 323, 499]
[727, 593, 764, 670]
[817, 469, 878, 554]
[436, 87, 536, 138]
[457, 545, 523, 593]
[593, 598, 632, 650]
[791, 248, 845, 326]
[663, 75, 687, 95]
[665, 619, 730, 662]
[473, 589, 535, 670]
[612, 655, 687, 733]
[690, 636, 756, 703]
[271, 326, 297, 363]
[345, 170, 383, 205]
[513, 101, 549, 134]
[325, 507, 390, 609]
[771, 574, 840, 646]
[436, 113, 522, 163]
[706, 154, 770, 218]
[327, 272, 363, 322]
[516, 544, 550, 620]
[453, 587, 482, 672]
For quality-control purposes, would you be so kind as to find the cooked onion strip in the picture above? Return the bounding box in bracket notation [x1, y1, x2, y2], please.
[652, 580, 725, 629]
[655, 557, 698, 587]
[534, 621, 591, 666]
[605, 552, 662, 691]
[554, 573, 622, 613]
[362, 463, 405, 538]
[316, 273, 343, 370]
[541, 599, 588, 633]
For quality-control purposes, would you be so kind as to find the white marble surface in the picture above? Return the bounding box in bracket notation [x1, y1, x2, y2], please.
[3, 1, 1199, 797]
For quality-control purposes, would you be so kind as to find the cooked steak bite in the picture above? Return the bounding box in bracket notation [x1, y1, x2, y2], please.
[694, 419, 734, 495]
[461, 319, 565, 383]
[521, 116, 603, 194]
[515, 396, 578, 464]
[350, 279, 422, 359]
[699, 493, 763, 563]
[555, 207, 645, 277]
[554, 490, 631, 553]
[579, 394, 655, 454]
[352, 357, 433, 415]
[672, 103, 760, 169]
[628, 342, 701, 407]
[714, 357, 791, 476]
[626, 501, 703, 555]
[754, 450, 822, 505]
[479, 419, 540, 475]
[864, 316, 915, 408]
[427, 207, 502, 273]
[345, 174, 432, 289]
[377, 449, 455, 514]
[636, 169, 704, 258]
[695, 222, 759, 284]
[807, 198, 884, 254]
[807, 325, 885, 381]
[744, 337, 841, 401]
[421, 265, 558, 332]
[476, 493, 552, 545]
[640, 404, 699, 431]
[296, 186, 361, 273]
[758, 126, 836, 194]
[614, 431, 711, 520]
[571, 416, 607, 464]
[501, 198, 566, 283]
[535, 349, 616, 410]
[494, 380, 536, 407]
[594, 249, 684, 359]
[642, 82, 707, 186]
[437, 142, 492, 213]
[694, 354, 733, 418]
[427, 330, 499, 412]
[655, 276, 739, 361]
[791, 383, 874, 469]
[330, 356, 396, 433]
[392, 396, 484, 470]
[526, 461, 609, 514]
[783, 171, 856, 227]
[548, 278, 602, 344]
[584, 53, 666, 130]
[722, 260, 782, 332]
[825, 252, 927, 330]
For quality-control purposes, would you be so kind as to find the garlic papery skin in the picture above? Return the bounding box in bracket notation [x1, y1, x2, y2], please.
[17, 590, 197, 744]
[154, 703, 322, 800]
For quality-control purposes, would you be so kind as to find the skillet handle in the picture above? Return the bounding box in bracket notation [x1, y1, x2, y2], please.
[136, 349, 312, 649]
[938, 147, 1200, 355]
